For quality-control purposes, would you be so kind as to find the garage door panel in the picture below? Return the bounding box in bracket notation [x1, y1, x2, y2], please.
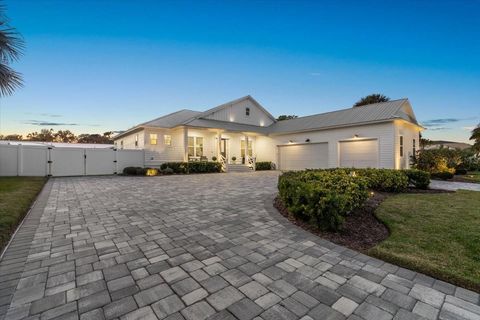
[279, 143, 328, 170]
[340, 140, 378, 168]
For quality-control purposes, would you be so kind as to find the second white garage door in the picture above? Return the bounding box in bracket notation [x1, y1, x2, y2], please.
[339, 139, 379, 168]
[279, 143, 328, 170]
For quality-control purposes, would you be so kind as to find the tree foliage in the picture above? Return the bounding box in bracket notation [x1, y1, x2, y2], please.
[277, 115, 298, 121]
[353, 94, 390, 107]
[1, 129, 114, 144]
[470, 123, 480, 153]
[0, 4, 24, 96]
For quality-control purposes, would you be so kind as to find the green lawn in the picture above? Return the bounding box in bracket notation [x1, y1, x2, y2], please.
[0, 177, 46, 251]
[460, 171, 480, 183]
[370, 190, 480, 291]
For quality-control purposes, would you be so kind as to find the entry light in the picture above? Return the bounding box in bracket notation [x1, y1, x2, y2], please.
[353, 134, 359, 139]
[305, 139, 310, 143]
[288, 140, 294, 144]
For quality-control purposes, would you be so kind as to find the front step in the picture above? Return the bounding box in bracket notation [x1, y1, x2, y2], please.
[227, 164, 253, 172]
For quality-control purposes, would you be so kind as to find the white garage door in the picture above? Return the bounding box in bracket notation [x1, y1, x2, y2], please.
[340, 139, 379, 168]
[279, 143, 328, 170]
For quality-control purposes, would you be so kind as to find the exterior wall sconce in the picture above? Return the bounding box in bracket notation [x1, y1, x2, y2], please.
[288, 140, 294, 144]
[305, 139, 310, 142]
[353, 134, 359, 139]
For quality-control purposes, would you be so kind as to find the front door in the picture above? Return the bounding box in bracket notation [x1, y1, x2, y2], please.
[220, 139, 228, 159]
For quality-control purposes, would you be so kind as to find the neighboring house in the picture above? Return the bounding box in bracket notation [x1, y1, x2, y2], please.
[424, 140, 472, 151]
[113, 95, 422, 170]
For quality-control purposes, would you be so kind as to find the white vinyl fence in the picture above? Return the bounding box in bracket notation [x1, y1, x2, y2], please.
[0, 144, 144, 177]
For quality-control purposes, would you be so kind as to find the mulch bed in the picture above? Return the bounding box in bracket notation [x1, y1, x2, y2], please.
[273, 188, 453, 252]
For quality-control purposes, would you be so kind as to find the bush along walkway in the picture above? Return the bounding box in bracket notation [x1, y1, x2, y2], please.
[1, 173, 479, 320]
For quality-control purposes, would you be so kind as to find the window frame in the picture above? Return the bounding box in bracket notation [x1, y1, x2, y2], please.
[245, 107, 250, 116]
[399, 135, 404, 157]
[188, 136, 204, 157]
[164, 134, 172, 146]
[135, 134, 138, 147]
[412, 138, 416, 155]
[150, 133, 158, 145]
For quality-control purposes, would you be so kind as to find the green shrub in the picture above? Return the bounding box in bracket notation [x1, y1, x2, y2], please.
[162, 167, 174, 175]
[256, 162, 274, 171]
[404, 169, 430, 189]
[159, 162, 221, 174]
[123, 167, 139, 175]
[278, 170, 369, 231]
[412, 148, 461, 174]
[455, 168, 468, 175]
[431, 171, 454, 180]
[305, 168, 409, 192]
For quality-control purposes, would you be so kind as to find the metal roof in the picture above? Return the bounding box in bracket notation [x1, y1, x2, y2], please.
[268, 99, 416, 134]
[114, 97, 419, 139]
[184, 118, 270, 134]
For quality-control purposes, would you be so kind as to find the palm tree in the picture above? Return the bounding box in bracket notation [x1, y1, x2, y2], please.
[353, 94, 390, 107]
[0, 4, 24, 96]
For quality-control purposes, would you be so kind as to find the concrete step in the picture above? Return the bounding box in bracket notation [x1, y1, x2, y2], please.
[227, 164, 252, 172]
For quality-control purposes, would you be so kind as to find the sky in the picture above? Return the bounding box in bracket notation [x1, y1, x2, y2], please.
[1, 0, 479, 143]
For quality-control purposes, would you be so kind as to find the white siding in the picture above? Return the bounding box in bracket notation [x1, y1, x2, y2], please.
[393, 120, 420, 169]
[144, 128, 185, 165]
[115, 130, 145, 150]
[204, 99, 274, 127]
[255, 136, 276, 163]
[270, 122, 396, 169]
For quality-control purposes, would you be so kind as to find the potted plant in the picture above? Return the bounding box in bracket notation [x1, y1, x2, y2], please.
[231, 156, 237, 163]
[212, 156, 217, 162]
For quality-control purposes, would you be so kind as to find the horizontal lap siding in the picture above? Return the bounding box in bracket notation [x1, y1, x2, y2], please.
[271, 122, 395, 169]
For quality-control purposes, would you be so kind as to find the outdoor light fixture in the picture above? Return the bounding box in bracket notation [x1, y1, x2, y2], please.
[353, 134, 359, 139]
[305, 139, 310, 142]
[288, 140, 294, 144]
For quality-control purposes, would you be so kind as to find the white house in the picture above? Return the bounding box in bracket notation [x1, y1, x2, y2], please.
[113, 96, 423, 171]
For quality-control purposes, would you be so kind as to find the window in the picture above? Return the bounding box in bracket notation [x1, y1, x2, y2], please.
[399, 136, 404, 157]
[246, 107, 250, 116]
[135, 134, 138, 147]
[188, 136, 203, 157]
[412, 139, 416, 155]
[150, 133, 157, 145]
[164, 135, 172, 146]
[120, 140, 124, 149]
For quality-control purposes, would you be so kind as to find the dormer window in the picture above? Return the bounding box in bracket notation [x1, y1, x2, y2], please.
[246, 107, 250, 116]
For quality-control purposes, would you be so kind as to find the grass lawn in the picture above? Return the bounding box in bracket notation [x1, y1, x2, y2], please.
[0, 177, 46, 252]
[370, 190, 480, 291]
[459, 171, 480, 183]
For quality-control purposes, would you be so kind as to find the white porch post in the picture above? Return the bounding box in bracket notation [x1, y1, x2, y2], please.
[183, 127, 189, 162]
[217, 131, 222, 160]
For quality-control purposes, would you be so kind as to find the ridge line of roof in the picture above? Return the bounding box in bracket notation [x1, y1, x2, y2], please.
[273, 98, 409, 124]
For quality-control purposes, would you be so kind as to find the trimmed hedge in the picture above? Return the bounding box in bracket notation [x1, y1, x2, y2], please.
[278, 168, 431, 231]
[278, 170, 369, 231]
[431, 171, 454, 180]
[404, 169, 430, 189]
[160, 161, 222, 174]
[123, 167, 148, 175]
[256, 161, 275, 171]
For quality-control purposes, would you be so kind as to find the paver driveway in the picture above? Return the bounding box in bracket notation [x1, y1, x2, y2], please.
[1, 172, 479, 320]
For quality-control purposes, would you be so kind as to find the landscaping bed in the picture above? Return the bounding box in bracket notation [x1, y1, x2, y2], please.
[0, 177, 46, 252]
[452, 171, 480, 184]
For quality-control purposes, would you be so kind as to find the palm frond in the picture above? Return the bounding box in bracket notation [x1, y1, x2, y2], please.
[0, 22, 24, 62]
[0, 63, 22, 96]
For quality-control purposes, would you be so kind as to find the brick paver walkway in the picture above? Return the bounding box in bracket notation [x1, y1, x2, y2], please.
[1, 172, 479, 320]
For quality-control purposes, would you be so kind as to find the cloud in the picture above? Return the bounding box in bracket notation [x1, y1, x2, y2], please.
[309, 72, 321, 76]
[421, 118, 462, 127]
[24, 120, 79, 126]
[428, 127, 448, 131]
[25, 112, 63, 118]
[462, 126, 476, 131]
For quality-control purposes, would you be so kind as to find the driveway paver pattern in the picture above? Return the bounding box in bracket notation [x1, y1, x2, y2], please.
[1, 172, 479, 320]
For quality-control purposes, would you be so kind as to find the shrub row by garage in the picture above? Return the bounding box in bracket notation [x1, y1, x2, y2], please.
[278, 168, 430, 231]
[123, 162, 222, 176]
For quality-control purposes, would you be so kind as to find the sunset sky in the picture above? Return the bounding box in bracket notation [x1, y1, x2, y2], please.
[1, 0, 479, 142]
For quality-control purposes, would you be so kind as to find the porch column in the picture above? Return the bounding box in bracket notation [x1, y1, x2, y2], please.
[244, 135, 249, 161]
[183, 127, 189, 162]
[217, 131, 222, 160]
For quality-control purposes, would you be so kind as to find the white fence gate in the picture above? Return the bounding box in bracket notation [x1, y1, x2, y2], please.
[0, 144, 145, 177]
